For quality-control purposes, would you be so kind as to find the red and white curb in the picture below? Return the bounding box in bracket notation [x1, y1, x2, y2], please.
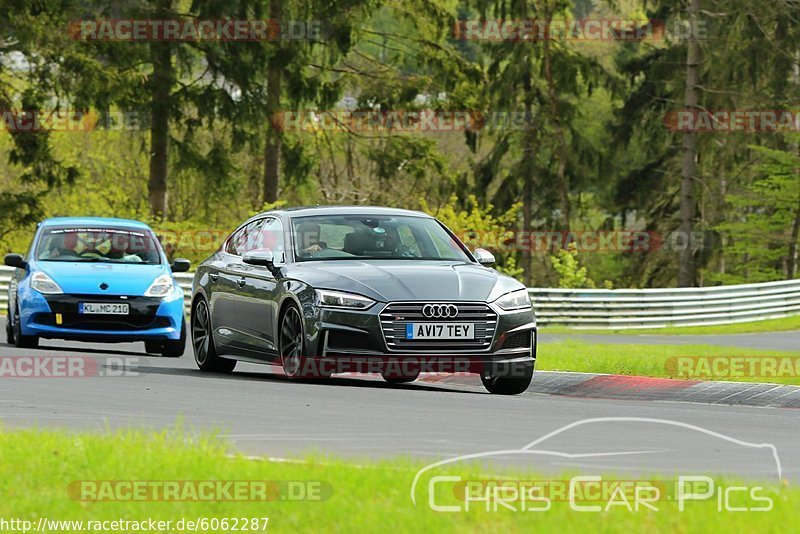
[418, 371, 800, 408]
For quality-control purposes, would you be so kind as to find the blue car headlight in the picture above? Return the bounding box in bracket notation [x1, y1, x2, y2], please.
[145, 274, 174, 297]
[30, 272, 63, 295]
[493, 289, 532, 311]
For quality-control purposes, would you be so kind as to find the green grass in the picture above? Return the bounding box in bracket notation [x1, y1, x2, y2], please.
[541, 314, 800, 336]
[538, 340, 800, 384]
[0, 428, 796, 533]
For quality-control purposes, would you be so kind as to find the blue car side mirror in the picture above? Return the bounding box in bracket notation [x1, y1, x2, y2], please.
[4, 253, 27, 270]
[171, 258, 191, 273]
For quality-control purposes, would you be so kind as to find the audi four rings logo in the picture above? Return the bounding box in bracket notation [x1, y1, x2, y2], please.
[422, 304, 459, 318]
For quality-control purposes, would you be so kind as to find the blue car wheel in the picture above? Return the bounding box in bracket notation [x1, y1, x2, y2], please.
[5, 311, 14, 344]
[12, 302, 39, 349]
[160, 318, 186, 357]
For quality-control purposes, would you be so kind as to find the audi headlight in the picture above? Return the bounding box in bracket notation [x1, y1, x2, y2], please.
[315, 289, 374, 310]
[30, 271, 63, 295]
[493, 289, 531, 311]
[145, 274, 174, 297]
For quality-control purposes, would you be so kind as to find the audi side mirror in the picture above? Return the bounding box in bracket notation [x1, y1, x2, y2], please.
[243, 249, 280, 276]
[473, 248, 495, 266]
[4, 253, 27, 270]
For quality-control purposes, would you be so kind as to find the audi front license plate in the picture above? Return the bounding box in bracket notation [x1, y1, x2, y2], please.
[406, 323, 474, 340]
[78, 302, 129, 315]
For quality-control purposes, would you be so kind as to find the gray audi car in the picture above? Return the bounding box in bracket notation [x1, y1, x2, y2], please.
[191, 206, 536, 394]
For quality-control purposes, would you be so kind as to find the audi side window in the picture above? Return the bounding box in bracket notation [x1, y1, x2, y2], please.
[254, 218, 286, 263]
[226, 220, 263, 256]
[225, 226, 245, 255]
[238, 219, 265, 255]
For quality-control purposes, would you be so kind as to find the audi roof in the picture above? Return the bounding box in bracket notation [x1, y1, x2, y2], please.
[268, 206, 432, 218]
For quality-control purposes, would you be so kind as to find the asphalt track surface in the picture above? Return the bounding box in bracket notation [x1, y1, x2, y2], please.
[1, 319, 798, 484]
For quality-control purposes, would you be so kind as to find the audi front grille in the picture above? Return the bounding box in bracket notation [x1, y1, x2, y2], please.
[379, 302, 498, 352]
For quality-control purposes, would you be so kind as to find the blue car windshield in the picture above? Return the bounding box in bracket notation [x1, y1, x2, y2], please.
[291, 215, 471, 262]
[36, 227, 162, 265]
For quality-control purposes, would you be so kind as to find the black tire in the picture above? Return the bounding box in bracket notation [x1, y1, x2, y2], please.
[480, 362, 534, 395]
[161, 319, 186, 357]
[12, 304, 38, 349]
[5, 314, 15, 344]
[381, 363, 420, 384]
[144, 340, 162, 354]
[381, 371, 420, 384]
[279, 302, 327, 379]
[192, 298, 236, 373]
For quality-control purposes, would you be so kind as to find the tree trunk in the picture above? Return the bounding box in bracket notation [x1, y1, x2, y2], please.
[521, 58, 535, 286]
[147, 4, 173, 220]
[263, 0, 283, 205]
[787, 51, 800, 279]
[789, 52, 800, 279]
[543, 11, 570, 232]
[678, 0, 701, 287]
[522, 174, 533, 286]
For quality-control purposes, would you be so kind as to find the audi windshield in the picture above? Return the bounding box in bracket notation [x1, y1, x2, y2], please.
[291, 215, 471, 262]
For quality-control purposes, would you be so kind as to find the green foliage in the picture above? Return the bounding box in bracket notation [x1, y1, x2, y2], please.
[421, 194, 523, 278]
[550, 243, 612, 289]
[2, 0, 800, 290]
[708, 141, 800, 284]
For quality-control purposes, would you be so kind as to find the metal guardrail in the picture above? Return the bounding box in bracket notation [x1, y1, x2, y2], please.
[174, 272, 194, 310]
[1, 266, 798, 329]
[529, 279, 800, 329]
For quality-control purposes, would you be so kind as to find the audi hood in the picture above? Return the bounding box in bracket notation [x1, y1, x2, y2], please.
[286, 260, 525, 303]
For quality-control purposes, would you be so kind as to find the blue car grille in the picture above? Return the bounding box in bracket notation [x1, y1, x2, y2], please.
[41, 295, 165, 330]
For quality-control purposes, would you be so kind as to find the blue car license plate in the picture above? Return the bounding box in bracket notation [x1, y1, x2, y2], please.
[78, 302, 130, 315]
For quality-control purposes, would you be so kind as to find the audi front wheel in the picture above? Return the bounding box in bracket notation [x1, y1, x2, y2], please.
[480, 362, 533, 395]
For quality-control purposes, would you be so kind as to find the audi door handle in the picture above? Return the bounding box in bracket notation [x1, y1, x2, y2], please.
[237, 278, 246, 287]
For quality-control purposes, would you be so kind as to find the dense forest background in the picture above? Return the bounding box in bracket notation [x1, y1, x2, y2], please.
[1, 0, 799, 289]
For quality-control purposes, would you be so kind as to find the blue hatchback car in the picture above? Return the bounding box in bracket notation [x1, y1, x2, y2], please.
[4, 217, 190, 356]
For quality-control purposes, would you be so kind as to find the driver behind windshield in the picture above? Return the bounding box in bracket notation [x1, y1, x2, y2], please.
[40, 232, 79, 259]
[296, 222, 327, 256]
